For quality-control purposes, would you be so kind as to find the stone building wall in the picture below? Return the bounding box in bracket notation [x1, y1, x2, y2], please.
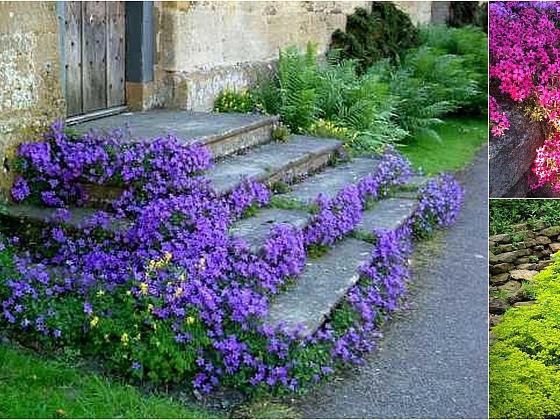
[151, 1, 438, 111]
[0, 2, 65, 203]
[489, 221, 560, 326]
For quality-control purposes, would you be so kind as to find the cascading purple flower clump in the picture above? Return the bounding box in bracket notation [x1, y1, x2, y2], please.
[2, 120, 463, 395]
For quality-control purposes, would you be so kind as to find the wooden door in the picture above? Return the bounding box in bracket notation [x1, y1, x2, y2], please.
[63, 1, 125, 117]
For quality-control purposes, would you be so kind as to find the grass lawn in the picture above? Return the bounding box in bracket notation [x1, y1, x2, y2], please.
[0, 344, 215, 419]
[399, 116, 487, 176]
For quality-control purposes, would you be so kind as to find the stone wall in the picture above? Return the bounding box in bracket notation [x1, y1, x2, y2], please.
[151, 1, 438, 111]
[0, 2, 65, 203]
[489, 221, 560, 325]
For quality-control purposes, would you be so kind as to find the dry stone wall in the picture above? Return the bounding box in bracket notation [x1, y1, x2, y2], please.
[489, 221, 560, 326]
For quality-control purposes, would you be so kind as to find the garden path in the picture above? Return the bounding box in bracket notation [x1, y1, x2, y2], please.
[291, 144, 489, 419]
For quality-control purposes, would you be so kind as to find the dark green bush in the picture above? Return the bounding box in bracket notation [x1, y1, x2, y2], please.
[329, 4, 420, 73]
[490, 199, 560, 235]
[446, 2, 479, 28]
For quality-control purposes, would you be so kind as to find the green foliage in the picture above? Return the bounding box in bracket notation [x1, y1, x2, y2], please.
[271, 124, 291, 142]
[490, 259, 560, 418]
[330, 4, 420, 73]
[214, 89, 259, 114]
[490, 199, 560, 235]
[418, 25, 488, 114]
[275, 43, 319, 132]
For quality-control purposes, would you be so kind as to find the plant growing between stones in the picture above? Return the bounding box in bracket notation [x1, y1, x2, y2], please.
[1, 122, 463, 395]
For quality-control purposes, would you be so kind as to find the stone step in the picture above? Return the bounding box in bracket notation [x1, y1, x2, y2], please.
[355, 198, 418, 235]
[391, 175, 427, 199]
[0, 205, 128, 243]
[264, 238, 372, 336]
[75, 110, 279, 160]
[206, 135, 342, 194]
[279, 157, 381, 204]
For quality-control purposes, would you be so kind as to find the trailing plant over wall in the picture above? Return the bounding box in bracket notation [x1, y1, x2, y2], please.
[329, 4, 420, 73]
[1, 122, 463, 395]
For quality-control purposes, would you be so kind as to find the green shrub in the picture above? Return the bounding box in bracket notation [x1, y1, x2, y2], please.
[330, 4, 420, 73]
[490, 199, 560, 235]
[490, 258, 560, 418]
[214, 89, 259, 114]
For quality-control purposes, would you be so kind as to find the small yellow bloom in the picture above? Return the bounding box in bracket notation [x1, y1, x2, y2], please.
[174, 287, 183, 298]
[179, 273, 186, 281]
[126, 290, 132, 296]
[163, 251, 172, 263]
[186, 316, 195, 325]
[139, 282, 149, 295]
[104, 333, 109, 341]
[147, 303, 154, 312]
[90, 316, 100, 328]
[96, 290, 105, 297]
[135, 333, 141, 340]
[121, 332, 129, 345]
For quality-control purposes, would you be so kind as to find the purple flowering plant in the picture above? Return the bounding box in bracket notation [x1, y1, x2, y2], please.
[1, 121, 463, 394]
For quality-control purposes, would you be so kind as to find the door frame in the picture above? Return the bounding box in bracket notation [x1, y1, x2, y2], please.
[57, 1, 155, 125]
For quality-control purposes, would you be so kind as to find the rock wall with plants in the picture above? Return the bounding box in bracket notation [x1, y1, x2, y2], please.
[489, 221, 560, 319]
[489, 2, 560, 197]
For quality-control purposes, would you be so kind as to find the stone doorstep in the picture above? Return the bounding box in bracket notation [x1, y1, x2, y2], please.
[205, 135, 342, 194]
[264, 238, 373, 336]
[75, 110, 279, 160]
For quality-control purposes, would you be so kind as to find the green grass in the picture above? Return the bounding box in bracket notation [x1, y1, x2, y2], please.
[399, 116, 487, 175]
[0, 344, 215, 419]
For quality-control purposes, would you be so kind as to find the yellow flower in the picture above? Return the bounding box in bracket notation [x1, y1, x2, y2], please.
[139, 282, 149, 295]
[147, 303, 154, 312]
[186, 316, 195, 325]
[96, 290, 105, 297]
[179, 273, 186, 281]
[121, 332, 129, 345]
[126, 290, 132, 296]
[163, 251, 172, 263]
[90, 316, 100, 328]
[147, 259, 157, 270]
[174, 287, 183, 298]
[135, 333, 141, 340]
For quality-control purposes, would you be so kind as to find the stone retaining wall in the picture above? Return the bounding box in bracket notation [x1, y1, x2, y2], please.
[489, 221, 560, 324]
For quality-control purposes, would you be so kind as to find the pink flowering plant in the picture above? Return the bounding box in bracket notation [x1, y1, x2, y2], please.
[490, 1, 560, 192]
[0, 122, 463, 395]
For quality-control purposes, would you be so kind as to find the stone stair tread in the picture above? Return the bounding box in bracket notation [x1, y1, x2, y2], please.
[206, 135, 342, 193]
[392, 175, 427, 199]
[230, 208, 309, 250]
[75, 110, 275, 143]
[265, 238, 372, 336]
[1, 204, 127, 233]
[280, 157, 381, 204]
[356, 198, 418, 233]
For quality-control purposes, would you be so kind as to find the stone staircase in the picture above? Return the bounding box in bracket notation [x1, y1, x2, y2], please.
[1, 110, 426, 340]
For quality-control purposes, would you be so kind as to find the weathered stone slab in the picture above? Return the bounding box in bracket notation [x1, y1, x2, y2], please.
[75, 110, 279, 159]
[356, 198, 418, 233]
[489, 95, 545, 197]
[539, 226, 560, 237]
[497, 280, 521, 293]
[493, 250, 528, 264]
[489, 233, 511, 244]
[536, 236, 551, 245]
[490, 263, 515, 275]
[510, 270, 538, 281]
[514, 257, 530, 265]
[206, 136, 341, 193]
[493, 244, 517, 254]
[516, 263, 537, 271]
[550, 243, 560, 253]
[489, 297, 509, 314]
[279, 157, 380, 204]
[523, 238, 537, 248]
[537, 260, 553, 271]
[264, 238, 372, 336]
[490, 273, 510, 285]
[229, 208, 309, 250]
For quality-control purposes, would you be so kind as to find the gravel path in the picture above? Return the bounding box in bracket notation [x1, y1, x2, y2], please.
[292, 145, 489, 419]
